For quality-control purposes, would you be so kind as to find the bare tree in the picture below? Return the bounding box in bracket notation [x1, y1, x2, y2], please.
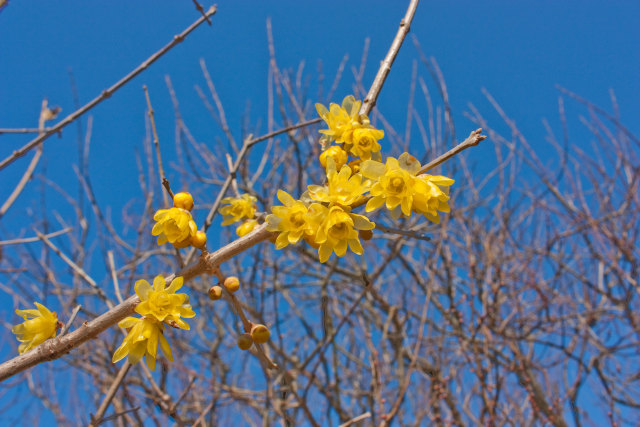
[1, 1, 638, 426]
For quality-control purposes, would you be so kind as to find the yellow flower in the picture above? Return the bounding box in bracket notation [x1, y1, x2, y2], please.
[112, 317, 172, 371]
[319, 145, 349, 170]
[266, 190, 316, 249]
[316, 95, 366, 145]
[152, 207, 197, 247]
[219, 194, 257, 225]
[349, 127, 384, 160]
[313, 204, 374, 263]
[362, 153, 454, 221]
[12, 302, 59, 354]
[135, 275, 195, 330]
[412, 174, 454, 224]
[236, 219, 259, 237]
[308, 158, 370, 207]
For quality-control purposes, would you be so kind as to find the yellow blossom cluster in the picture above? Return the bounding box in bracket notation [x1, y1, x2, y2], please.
[264, 95, 454, 262]
[152, 192, 207, 249]
[112, 275, 195, 370]
[12, 302, 60, 354]
[216, 95, 454, 263]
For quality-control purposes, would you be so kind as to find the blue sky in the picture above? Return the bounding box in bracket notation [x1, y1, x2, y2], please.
[1, 0, 639, 424]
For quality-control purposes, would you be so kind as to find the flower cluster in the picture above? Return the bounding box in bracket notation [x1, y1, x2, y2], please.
[264, 95, 454, 262]
[12, 302, 60, 354]
[219, 193, 259, 236]
[152, 192, 207, 249]
[112, 275, 195, 370]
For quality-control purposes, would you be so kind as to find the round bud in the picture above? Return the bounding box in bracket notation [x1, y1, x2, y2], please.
[250, 324, 271, 344]
[208, 285, 223, 300]
[237, 333, 253, 350]
[173, 192, 194, 211]
[191, 231, 207, 249]
[359, 229, 373, 241]
[319, 146, 348, 170]
[223, 276, 240, 293]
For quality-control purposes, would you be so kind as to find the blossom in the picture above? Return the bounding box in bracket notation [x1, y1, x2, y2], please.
[236, 219, 259, 237]
[219, 194, 257, 225]
[12, 302, 59, 354]
[319, 145, 349, 170]
[135, 275, 195, 330]
[112, 317, 172, 371]
[308, 158, 370, 207]
[362, 153, 454, 221]
[266, 190, 316, 249]
[316, 95, 366, 145]
[412, 174, 454, 224]
[349, 127, 384, 160]
[313, 204, 374, 263]
[152, 207, 197, 247]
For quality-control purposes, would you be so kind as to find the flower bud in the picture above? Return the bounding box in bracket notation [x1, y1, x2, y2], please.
[223, 276, 240, 293]
[237, 333, 253, 350]
[250, 324, 270, 344]
[319, 146, 348, 170]
[191, 231, 207, 249]
[236, 219, 258, 237]
[359, 229, 373, 241]
[208, 285, 223, 300]
[173, 192, 194, 211]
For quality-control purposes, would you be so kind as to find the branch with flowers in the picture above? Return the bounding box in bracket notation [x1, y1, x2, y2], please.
[0, 0, 485, 386]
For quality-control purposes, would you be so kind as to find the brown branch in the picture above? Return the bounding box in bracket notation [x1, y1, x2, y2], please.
[90, 361, 132, 427]
[418, 128, 486, 174]
[0, 224, 273, 382]
[0, 5, 217, 172]
[144, 85, 170, 207]
[359, 0, 421, 116]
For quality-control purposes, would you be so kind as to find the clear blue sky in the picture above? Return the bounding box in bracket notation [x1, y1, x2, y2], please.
[1, 1, 638, 424]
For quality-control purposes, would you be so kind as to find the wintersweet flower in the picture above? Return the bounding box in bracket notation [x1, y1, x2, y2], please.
[12, 302, 59, 354]
[412, 174, 454, 224]
[219, 194, 257, 225]
[152, 207, 197, 247]
[361, 153, 421, 219]
[308, 158, 370, 207]
[319, 145, 349, 170]
[135, 275, 195, 330]
[349, 127, 384, 160]
[266, 190, 316, 249]
[112, 317, 172, 371]
[316, 95, 366, 145]
[236, 219, 259, 237]
[313, 204, 374, 263]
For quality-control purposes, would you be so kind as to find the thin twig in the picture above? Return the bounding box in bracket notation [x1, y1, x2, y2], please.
[59, 305, 82, 336]
[0, 227, 72, 246]
[418, 128, 486, 174]
[0, 5, 217, 172]
[360, 0, 421, 117]
[144, 85, 170, 207]
[90, 361, 132, 427]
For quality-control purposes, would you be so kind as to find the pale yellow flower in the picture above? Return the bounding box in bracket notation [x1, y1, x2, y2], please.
[308, 158, 370, 207]
[319, 145, 349, 170]
[349, 127, 384, 160]
[12, 302, 59, 354]
[316, 95, 366, 145]
[112, 317, 172, 371]
[362, 153, 454, 221]
[312, 204, 374, 263]
[412, 174, 454, 224]
[266, 190, 316, 249]
[152, 207, 197, 247]
[135, 275, 195, 330]
[219, 194, 257, 225]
